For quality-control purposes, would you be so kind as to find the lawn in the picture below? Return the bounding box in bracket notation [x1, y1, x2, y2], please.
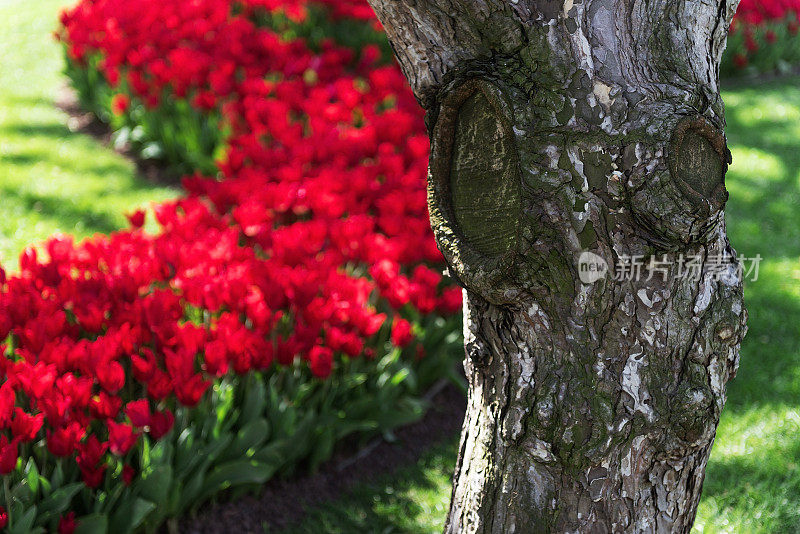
[0, 0, 177, 267]
[284, 80, 800, 533]
[1, 0, 799, 532]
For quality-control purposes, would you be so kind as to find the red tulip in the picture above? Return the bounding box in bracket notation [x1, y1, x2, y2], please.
[90, 392, 122, 420]
[47, 423, 85, 458]
[96, 359, 125, 394]
[125, 399, 151, 427]
[0, 382, 14, 428]
[106, 420, 139, 456]
[58, 512, 77, 534]
[149, 409, 175, 440]
[126, 209, 146, 229]
[390, 317, 414, 348]
[0, 435, 19, 474]
[173, 374, 210, 407]
[110, 93, 129, 115]
[308, 346, 333, 379]
[122, 464, 136, 485]
[11, 408, 44, 442]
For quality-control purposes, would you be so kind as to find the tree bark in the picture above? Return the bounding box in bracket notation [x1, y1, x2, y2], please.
[366, 1, 746, 532]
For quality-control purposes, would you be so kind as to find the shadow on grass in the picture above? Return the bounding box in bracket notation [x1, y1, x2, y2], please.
[703, 430, 800, 489]
[0, 183, 121, 235]
[0, 147, 140, 180]
[726, 275, 800, 413]
[1, 153, 44, 166]
[700, 421, 800, 531]
[0, 103, 181, 261]
[0, 122, 74, 138]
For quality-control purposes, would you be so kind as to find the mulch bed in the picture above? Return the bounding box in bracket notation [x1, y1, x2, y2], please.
[55, 86, 182, 187]
[178, 382, 466, 534]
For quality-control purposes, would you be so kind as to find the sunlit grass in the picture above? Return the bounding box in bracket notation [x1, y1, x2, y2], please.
[695, 405, 800, 532]
[725, 147, 784, 203]
[693, 79, 800, 532]
[0, 0, 177, 268]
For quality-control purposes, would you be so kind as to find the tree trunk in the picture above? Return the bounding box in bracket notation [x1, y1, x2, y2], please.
[366, 1, 747, 532]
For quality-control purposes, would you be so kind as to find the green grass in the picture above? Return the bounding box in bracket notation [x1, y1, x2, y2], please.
[0, 0, 177, 268]
[284, 79, 800, 534]
[693, 77, 800, 534]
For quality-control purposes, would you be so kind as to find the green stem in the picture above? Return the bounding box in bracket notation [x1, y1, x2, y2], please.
[4, 476, 12, 527]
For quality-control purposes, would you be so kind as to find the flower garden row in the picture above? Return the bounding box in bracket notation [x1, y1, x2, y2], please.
[0, 0, 464, 532]
[723, 0, 800, 76]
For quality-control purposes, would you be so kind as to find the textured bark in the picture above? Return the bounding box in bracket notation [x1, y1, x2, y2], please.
[367, 1, 746, 532]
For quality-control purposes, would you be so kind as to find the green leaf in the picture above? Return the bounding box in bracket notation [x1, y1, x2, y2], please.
[390, 368, 412, 386]
[150, 439, 173, 465]
[199, 433, 233, 467]
[239, 377, 267, 424]
[177, 469, 206, 514]
[74, 513, 108, 534]
[259, 412, 316, 467]
[36, 482, 82, 521]
[339, 396, 382, 420]
[50, 463, 64, 490]
[174, 428, 197, 476]
[37, 476, 51, 498]
[212, 381, 237, 436]
[333, 420, 378, 440]
[374, 399, 426, 431]
[135, 465, 172, 504]
[307, 426, 335, 472]
[219, 418, 270, 462]
[109, 498, 156, 534]
[25, 460, 39, 496]
[138, 436, 151, 471]
[197, 460, 277, 503]
[341, 373, 368, 389]
[175, 432, 233, 481]
[8, 505, 37, 534]
[251, 439, 288, 467]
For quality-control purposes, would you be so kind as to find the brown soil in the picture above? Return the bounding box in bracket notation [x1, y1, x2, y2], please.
[177, 382, 466, 534]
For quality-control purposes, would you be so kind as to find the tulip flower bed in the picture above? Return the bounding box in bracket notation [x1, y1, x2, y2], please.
[58, 0, 393, 176]
[0, 0, 466, 532]
[723, 0, 800, 76]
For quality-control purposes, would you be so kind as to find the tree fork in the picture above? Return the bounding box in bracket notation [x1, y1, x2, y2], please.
[367, 0, 746, 532]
